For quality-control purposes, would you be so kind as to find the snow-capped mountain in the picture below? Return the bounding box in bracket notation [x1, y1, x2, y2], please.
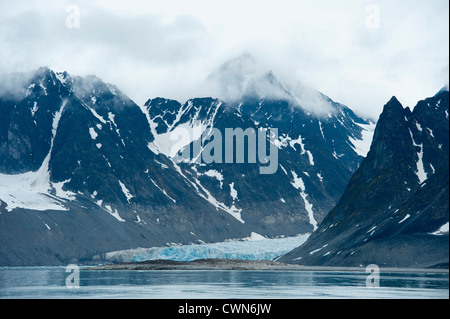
[0, 61, 374, 266]
[204, 53, 337, 116]
[143, 55, 375, 237]
[278, 89, 449, 268]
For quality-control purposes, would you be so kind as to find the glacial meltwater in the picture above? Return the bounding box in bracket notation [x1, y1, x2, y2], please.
[0, 266, 448, 299]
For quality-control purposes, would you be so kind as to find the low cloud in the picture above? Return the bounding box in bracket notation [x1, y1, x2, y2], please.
[0, 3, 212, 104]
[200, 53, 334, 116]
[0, 0, 448, 120]
[201, 53, 291, 102]
[0, 71, 35, 101]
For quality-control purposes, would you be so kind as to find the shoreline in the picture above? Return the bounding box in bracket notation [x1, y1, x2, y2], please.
[85, 258, 450, 273]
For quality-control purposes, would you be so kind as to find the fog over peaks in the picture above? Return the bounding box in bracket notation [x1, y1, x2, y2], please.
[202, 53, 334, 116]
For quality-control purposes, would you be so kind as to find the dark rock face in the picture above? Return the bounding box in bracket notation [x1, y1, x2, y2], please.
[0, 68, 70, 173]
[278, 91, 449, 268]
[0, 67, 372, 266]
[144, 93, 373, 235]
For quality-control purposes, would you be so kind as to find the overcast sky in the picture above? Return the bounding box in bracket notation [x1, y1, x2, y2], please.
[0, 0, 448, 119]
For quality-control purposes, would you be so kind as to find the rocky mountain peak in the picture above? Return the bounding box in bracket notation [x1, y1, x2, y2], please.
[278, 90, 449, 268]
[1, 65, 378, 266]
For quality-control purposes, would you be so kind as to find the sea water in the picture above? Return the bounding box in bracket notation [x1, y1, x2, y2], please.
[0, 266, 448, 299]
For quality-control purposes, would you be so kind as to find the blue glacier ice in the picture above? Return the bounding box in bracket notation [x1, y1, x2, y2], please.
[105, 233, 310, 263]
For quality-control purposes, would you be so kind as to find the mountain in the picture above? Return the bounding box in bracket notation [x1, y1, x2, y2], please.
[143, 55, 376, 237]
[0, 60, 373, 266]
[278, 90, 449, 268]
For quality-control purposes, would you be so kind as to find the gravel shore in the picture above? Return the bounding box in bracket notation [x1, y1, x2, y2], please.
[86, 259, 449, 273]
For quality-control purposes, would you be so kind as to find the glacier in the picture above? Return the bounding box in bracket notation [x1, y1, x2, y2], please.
[104, 233, 310, 263]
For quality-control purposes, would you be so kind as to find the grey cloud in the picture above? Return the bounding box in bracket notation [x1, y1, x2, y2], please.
[0, 0, 448, 120]
[200, 53, 334, 116]
[69, 10, 211, 64]
[0, 70, 35, 101]
[0, 6, 211, 73]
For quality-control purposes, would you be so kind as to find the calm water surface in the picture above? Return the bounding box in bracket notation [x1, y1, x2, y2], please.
[0, 266, 448, 299]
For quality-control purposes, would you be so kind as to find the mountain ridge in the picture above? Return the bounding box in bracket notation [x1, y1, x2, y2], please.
[1, 64, 375, 266]
[278, 90, 449, 268]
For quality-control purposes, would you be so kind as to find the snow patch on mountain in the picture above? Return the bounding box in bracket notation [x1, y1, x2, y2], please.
[0, 100, 74, 212]
[309, 244, 328, 256]
[348, 122, 376, 157]
[149, 178, 176, 203]
[118, 180, 134, 203]
[85, 104, 107, 124]
[55, 71, 69, 85]
[415, 145, 427, 184]
[148, 122, 207, 158]
[399, 214, 411, 224]
[53, 179, 76, 201]
[202, 169, 224, 188]
[31, 101, 39, 117]
[430, 222, 449, 236]
[290, 170, 318, 231]
[275, 134, 315, 165]
[89, 127, 98, 140]
[408, 128, 428, 183]
[229, 182, 238, 201]
[103, 204, 125, 222]
[193, 175, 244, 223]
